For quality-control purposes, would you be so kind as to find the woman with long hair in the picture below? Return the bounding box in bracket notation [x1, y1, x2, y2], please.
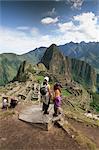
[53, 83, 62, 117]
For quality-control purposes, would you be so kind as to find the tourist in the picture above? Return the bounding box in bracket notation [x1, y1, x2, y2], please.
[53, 83, 62, 117]
[40, 76, 51, 114]
[10, 96, 18, 108]
[2, 95, 9, 110]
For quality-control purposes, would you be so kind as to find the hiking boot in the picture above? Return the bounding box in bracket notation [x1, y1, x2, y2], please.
[59, 112, 62, 115]
[53, 113, 58, 117]
[43, 111, 49, 115]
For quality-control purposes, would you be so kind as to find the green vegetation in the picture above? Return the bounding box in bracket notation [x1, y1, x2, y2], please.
[60, 119, 97, 150]
[26, 64, 36, 74]
[0, 47, 46, 85]
[61, 88, 71, 96]
[75, 131, 97, 150]
[0, 109, 15, 119]
[0, 54, 22, 85]
[36, 75, 44, 83]
[64, 108, 99, 127]
[90, 93, 99, 112]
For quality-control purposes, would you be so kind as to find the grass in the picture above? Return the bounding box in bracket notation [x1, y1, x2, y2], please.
[63, 107, 99, 127]
[61, 88, 71, 96]
[0, 88, 6, 93]
[90, 93, 99, 112]
[35, 75, 44, 83]
[62, 94, 99, 127]
[59, 120, 97, 150]
[75, 131, 97, 150]
[0, 109, 15, 119]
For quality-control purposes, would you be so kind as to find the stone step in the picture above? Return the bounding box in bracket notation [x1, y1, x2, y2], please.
[19, 104, 53, 130]
[18, 104, 62, 131]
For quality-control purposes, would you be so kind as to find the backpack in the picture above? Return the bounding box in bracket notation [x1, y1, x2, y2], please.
[40, 86, 48, 95]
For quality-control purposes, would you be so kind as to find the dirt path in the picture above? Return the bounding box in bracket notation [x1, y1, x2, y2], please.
[0, 116, 85, 150]
[0, 103, 86, 150]
[66, 117, 99, 148]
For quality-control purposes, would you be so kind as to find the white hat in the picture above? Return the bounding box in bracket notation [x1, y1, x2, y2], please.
[44, 76, 49, 82]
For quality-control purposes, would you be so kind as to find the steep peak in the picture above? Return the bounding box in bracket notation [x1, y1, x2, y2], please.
[40, 44, 72, 82]
[41, 44, 62, 69]
[49, 43, 57, 48]
[47, 44, 60, 53]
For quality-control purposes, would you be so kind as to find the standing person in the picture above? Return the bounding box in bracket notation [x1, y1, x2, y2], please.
[10, 96, 18, 108]
[40, 76, 51, 114]
[2, 95, 9, 110]
[53, 83, 62, 117]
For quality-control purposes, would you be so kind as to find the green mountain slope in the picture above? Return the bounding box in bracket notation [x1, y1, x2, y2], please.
[0, 53, 22, 85]
[0, 47, 46, 85]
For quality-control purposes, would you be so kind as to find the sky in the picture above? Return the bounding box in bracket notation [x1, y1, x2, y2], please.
[0, 0, 99, 54]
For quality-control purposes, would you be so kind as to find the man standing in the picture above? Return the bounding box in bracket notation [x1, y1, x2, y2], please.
[40, 76, 51, 114]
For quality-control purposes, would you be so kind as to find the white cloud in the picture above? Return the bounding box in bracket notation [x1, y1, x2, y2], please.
[73, 12, 99, 40]
[41, 17, 58, 24]
[0, 27, 55, 54]
[0, 27, 34, 54]
[58, 12, 99, 41]
[58, 21, 75, 32]
[0, 12, 99, 54]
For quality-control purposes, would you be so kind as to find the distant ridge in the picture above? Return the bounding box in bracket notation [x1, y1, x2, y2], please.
[59, 42, 99, 72]
[0, 42, 99, 86]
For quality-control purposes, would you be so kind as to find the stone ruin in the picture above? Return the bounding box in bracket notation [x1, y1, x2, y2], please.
[65, 81, 83, 96]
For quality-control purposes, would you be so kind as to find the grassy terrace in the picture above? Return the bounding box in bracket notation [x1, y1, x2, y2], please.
[61, 88, 71, 97]
[90, 93, 99, 112]
[35, 75, 44, 83]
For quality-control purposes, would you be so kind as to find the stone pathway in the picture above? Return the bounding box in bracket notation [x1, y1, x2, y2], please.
[19, 104, 58, 130]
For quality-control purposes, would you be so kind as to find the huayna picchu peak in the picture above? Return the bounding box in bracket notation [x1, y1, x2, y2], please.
[41, 44, 72, 83]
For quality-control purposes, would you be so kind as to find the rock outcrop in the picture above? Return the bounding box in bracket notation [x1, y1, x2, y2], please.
[41, 44, 72, 83]
[41, 44, 97, 91]
[13, 61, 36, 82]
[71, 58, 97, 92]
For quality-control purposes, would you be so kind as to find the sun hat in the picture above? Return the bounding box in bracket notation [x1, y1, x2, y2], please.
[44, 76, 49, 82]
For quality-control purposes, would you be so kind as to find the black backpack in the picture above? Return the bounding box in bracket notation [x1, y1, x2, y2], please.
[40, 86, 47, 95]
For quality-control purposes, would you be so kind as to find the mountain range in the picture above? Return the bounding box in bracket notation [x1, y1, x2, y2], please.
[59, 42, 99, 72]
[11, 44, 97, 92]
[0, 42, 99, 87]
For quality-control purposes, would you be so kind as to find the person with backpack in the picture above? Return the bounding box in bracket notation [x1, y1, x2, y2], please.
[53, 83, 62, 117]
[9, 96, 18, 108]
[40, 76, 51, 115]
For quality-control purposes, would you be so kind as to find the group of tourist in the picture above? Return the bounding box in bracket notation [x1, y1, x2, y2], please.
[1, 76, 62, 117]
[2, 95, 18, 110]
[40, 76, 62, 117]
